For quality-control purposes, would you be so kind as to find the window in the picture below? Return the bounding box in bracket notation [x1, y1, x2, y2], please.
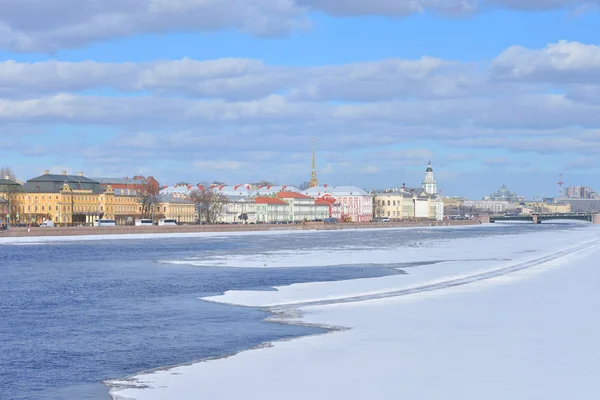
[393, 201, 396, 206]
[387, 211, 390, 216]
[56, 206, 59, 211]
[387, 200, 390, 206]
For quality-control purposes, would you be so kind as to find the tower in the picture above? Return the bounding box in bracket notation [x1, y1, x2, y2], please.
[308, 138, 319, 188]
[422, 161, 437, 195]
[557, 174, 564, 198]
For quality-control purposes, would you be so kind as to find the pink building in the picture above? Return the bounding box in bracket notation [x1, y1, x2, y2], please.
[303, 186, 373, 222]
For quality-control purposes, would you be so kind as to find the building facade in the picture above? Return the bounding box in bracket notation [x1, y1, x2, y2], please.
[277, 192, 328, 222]
[255, 197, 290, 223]
[304, 186, 373, 222]
[373, 186, 444, 221]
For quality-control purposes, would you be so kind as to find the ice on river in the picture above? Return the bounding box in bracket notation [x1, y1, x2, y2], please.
[108, 224, 600, 400]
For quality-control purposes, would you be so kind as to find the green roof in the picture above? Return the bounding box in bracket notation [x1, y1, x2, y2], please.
[24, 174, 101, 194]
[0, 178, 24, 193]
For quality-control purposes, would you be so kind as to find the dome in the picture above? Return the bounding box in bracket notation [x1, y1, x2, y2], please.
[426, 161, 433, 172]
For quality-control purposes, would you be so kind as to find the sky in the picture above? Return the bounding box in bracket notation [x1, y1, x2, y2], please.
[1, 1, 600, 199]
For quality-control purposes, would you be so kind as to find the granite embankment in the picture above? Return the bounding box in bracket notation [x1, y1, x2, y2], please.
[0, 220, 479, 238]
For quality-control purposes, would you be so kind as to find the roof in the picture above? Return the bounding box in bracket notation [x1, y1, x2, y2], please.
[277, 191, 312, 199]
[304, 185, 369, 197]
[91, 177, 148, 185]
[255, 197, 289, 205]
[157, 194, 194, 204]
[0, 178, 24, 193]
[315, 198, 333, 205]
[24, 173, 101, 194]
[253, 185, 300, 196]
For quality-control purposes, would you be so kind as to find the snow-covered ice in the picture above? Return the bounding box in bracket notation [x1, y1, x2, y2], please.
[107, 224, 600, 400]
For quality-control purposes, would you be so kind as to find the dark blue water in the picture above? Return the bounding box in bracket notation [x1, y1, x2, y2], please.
[0, 224, 587, 400]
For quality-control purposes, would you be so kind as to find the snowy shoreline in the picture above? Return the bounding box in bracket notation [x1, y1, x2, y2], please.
[106, 224, 600, 400]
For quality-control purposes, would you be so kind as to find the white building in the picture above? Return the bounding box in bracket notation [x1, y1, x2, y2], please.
[422, 161, 437, 195]
[255, 197, 290, 223]
[462, 200, 517, 214]
[277, 192, 329, 222]
[304, 186, 373, 222]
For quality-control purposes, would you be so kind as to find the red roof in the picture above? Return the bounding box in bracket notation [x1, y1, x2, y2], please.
[255, 197, 289, 205]
[315, 198, 333, 205]
[277, 191, 312, 199]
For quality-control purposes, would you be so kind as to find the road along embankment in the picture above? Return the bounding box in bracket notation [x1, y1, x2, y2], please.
[0, 220, 479, 238]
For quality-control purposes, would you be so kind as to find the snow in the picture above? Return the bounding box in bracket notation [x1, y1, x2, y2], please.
[108, 224, 600, 400]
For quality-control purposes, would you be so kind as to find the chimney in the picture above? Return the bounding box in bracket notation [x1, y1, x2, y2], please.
[324, 183, 328, 188]
[62, 171, 67, 176]
[78, 172, 83, 177]
[44, 170, 49, 175]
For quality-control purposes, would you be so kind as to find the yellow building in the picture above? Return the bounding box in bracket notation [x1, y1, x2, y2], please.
[156, 195, 197, 224]
[373, 187, 444, 221]
[6, 171, 197, 226]
[7, 170, 144, 226]
[373, 191, 414, 220]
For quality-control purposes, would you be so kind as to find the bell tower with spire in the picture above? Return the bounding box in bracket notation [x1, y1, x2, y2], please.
[422, 161, 437, 195]
[308, 138, 319, 188]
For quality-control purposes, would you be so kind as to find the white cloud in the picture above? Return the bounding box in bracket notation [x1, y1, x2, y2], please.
[4, 40, 600, 189]
[0, 0, 306, 52]
[0, 1, 598, 52]
[491, 40, 600, 82]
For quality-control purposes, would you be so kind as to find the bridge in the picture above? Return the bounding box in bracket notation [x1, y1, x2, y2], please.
[489, 213, 600, 224]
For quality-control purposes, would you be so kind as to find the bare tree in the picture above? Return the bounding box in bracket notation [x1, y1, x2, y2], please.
[0, 166, 16, 180]
[136, 182, 160, 219]
[189, 187, 228, 224]
[297, 181, 310, 191]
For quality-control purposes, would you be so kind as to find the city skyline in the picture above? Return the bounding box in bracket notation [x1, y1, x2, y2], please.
[2, 2, 600, 199]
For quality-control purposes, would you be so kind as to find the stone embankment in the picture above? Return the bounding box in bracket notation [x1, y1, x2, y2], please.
[0, 220, 480, 238]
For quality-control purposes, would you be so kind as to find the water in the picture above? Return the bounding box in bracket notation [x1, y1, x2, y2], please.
[0, 223, 587, 399]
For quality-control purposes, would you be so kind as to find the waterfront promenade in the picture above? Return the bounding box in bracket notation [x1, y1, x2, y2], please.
[0, 220, 478, 238]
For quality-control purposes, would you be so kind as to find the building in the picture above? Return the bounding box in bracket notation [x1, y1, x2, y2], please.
[277, 191, 329, 222]
[304, 186, 373, 222]
[422, 161, 437, 195]
[488, 185, 522, 202]
[564, 186, 598, 199]
[255, 197, 290, 223]
[92, 175, 160, 193]
[461, 200, 518, 214]
[0, 176, 24, 226]
[373, 185, 444, 221]
[155, 195, 197, 224]
[5, 170, 153, 226]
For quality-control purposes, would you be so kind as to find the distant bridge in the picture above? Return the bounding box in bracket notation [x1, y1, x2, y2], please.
[489, 213, 600, 224]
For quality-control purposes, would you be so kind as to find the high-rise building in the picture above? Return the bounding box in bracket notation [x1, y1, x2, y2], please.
[564, 186, 597, 199]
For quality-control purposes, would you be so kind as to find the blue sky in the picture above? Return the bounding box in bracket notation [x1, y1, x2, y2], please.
[1, 1, 600, 199]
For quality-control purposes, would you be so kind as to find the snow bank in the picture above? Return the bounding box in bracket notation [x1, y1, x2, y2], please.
[108, 225, 600, 400]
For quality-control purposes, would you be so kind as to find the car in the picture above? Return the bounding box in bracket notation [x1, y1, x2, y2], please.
[40, 221, 55, 227]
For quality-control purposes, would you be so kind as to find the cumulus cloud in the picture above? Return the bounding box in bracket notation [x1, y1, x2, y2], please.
[491, 40, 600, 82]
[0, 0, 306, 52]
[4, 40, 600, 186]
[0, 57, 474, 101]
[0, 1, 598, 52]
